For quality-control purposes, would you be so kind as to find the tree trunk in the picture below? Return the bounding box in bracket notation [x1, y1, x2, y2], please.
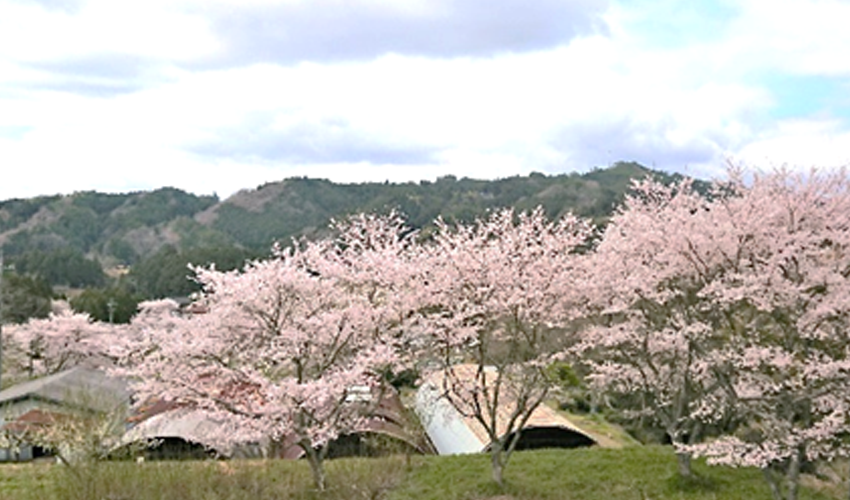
[846, 468, 850, 500]
[675, 451, 692, 478]
[491, 446, 505, 487]
[785, 450, 801, 500]
[304, 447, 327, 491]
[267, 438, 281, 459]
[763, 467, 783, 500]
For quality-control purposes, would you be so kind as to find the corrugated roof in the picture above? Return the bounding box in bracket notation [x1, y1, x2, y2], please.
[415, 364, 596, 455]
[0, 367, 129, 413]
[416, 383, 486, 455]
[120, 408, 233, 455]
[277, 386, 437, 459]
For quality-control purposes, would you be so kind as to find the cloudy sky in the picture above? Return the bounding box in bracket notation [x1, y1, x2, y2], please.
[1, 0, 849, 202]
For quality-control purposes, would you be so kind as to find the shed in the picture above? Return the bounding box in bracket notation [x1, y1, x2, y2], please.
[118, 408, 241, 459]
[275, 386, 436, 459]
[414, 364, 596, 455]
[121, 386, 433, 460]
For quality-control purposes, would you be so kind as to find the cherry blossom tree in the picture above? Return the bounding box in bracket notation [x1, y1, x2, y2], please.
[324, 211, 426, 362]
[411, 208, 593, 486]
[0, 307, 137, 467]
[578, 169, 850, 498]
[106, 298, 185, 371]
[681, 169, 850, 500]
[574, 177, 736, 477]
[3, 310, 115, 381]
[120, 214, 414, 491]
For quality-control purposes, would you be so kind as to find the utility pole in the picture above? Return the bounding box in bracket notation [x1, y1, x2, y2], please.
[107, 298, 116, 324]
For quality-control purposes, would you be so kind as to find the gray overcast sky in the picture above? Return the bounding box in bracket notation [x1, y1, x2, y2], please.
[2, 0, 849, 201]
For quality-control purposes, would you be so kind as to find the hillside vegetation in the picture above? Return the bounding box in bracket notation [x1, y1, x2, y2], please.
[0, 162, 681, 264]
[0, 162, 693, 312]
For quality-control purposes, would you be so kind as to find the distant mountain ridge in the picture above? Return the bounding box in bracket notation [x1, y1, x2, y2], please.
[0, 162, 692, 277]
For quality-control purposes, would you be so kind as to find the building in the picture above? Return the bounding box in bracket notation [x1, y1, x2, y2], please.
[414, 364, 596, 455]
[119, 406, 243, 459]
[0, 367, 129, 461]
[120, 386, 435, 460]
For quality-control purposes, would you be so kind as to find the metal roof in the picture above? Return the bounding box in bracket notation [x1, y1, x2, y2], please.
[414, 364, 597, 455]
[0, 367, 129, 413]
[120, 408, 234, 455]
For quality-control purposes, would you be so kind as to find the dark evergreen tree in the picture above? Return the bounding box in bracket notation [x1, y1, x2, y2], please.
[70, 286, 140, 324]
[0, 272, 53, 324]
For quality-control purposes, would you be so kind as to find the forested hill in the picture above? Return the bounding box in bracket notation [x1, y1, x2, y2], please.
[197, 161, 685, 249]
[0, 161, 692, 303]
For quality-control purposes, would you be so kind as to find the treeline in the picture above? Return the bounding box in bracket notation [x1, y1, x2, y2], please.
[1, 162, 679, 267]
[0, 187, 220, 263]
[209, 161, 680, 249]
[1, 244, 260, 324]
[0, 162, 695, 324]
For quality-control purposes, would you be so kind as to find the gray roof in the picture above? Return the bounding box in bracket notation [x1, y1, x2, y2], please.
[0, 367, 130, 413]
[120, 409, 236, 455]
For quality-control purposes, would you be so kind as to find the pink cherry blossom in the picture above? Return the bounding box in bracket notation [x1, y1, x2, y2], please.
[408, 207, 593, 485]
[117, 214, 415, 490]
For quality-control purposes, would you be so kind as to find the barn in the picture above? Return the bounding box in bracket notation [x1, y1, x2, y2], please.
[414, 364, 597, 455]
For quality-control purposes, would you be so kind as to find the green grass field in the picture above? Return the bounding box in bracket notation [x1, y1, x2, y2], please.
[0, 446, 842, 500]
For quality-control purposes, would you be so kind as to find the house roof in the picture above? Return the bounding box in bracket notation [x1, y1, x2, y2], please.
[415, 364, 597, 455]
[0, 367, 129, 413]
[2, 408, 73, 433]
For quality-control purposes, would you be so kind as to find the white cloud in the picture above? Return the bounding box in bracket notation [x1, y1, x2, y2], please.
[1, 0, 849, 202]
[181, 0, 610, 65]
[0, 0, 217, 63]
[735, 118, 850, 168]
[726, 0, 850, 76]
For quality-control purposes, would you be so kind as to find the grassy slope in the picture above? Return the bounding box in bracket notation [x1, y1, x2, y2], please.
[0, 446, 839, 500]
[553, 409, 641, 449]
[392, 447, 837, 500]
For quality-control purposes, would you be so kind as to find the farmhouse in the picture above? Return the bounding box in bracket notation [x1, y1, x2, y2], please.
[0, 367, 129, 461]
